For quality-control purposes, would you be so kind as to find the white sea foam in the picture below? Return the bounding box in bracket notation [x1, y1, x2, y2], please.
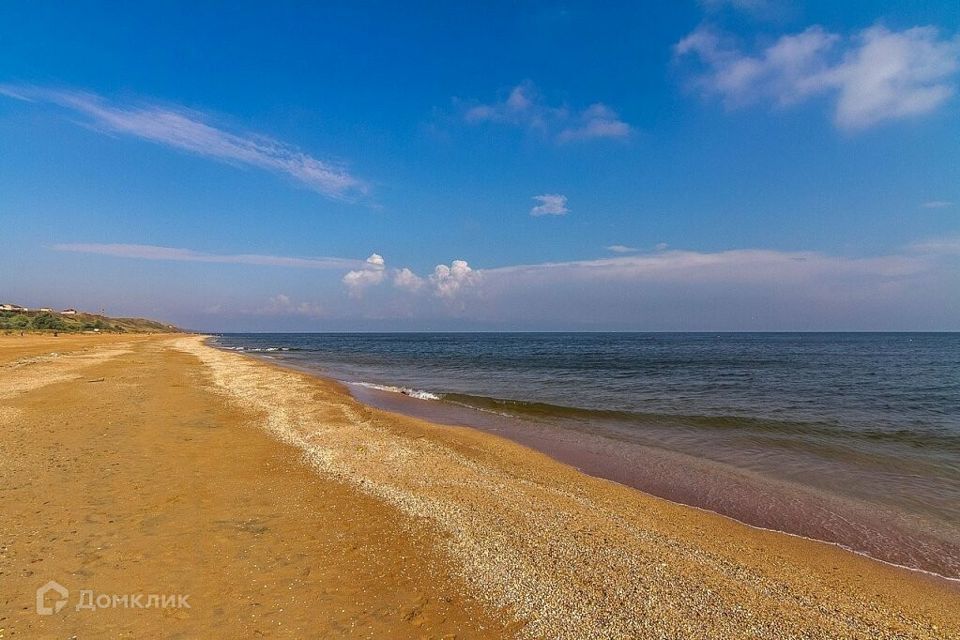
[351, 381, 441, 401]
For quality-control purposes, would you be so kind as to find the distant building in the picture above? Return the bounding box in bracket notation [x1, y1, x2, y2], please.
[0, 303, 25, 312]
[39, 308, 53, 313]
[60, 308, 78, 316]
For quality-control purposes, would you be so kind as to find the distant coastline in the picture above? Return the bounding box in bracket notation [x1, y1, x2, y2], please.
[0, 303, 182, 333]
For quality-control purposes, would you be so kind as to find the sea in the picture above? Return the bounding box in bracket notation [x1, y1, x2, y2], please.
[212, 332, 960, 581]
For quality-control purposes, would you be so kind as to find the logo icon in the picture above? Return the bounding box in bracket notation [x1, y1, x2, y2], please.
[36, 581, 69, 615]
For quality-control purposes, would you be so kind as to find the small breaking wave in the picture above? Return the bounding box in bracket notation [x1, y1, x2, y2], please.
[351, 381, 441, 401]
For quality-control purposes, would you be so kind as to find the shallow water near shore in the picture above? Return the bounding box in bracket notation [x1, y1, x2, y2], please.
[213, 332, 960, 580]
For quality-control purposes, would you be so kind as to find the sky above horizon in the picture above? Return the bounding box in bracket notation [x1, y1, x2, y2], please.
[1, 1, 959, 331]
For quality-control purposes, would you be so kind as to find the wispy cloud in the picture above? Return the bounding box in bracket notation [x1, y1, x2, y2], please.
[0, 85, 367, 200]
[50, 240, 960, 329]
[556, 104, 633, 143]
[460, 244, 960, 329]
[675, 24, 960, 129]
[606, 244, 638, 253]
[52, 243, 365, 269]
[460, 82, 632, 142]
[922, 200, 954, 208]
[531, 194, 569, 216]
[313, 240, 954, 328]
[256, 294, 326, 318]
[358, 241, 956, 317]
[483, 248, 928, 281]
[907, 236, 960, 255]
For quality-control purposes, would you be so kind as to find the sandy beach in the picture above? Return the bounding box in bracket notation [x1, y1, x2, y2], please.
[1, 333, 958, 639]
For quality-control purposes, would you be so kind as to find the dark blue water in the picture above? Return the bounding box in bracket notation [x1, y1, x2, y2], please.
[213, 332, 960, 579]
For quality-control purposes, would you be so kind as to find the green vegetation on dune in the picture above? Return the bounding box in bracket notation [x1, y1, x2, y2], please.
[0, 309, 182, 334]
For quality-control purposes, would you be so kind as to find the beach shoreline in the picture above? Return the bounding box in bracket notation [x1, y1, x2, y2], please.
[2, 333, 958, 638]
[217, 333, 960, 583]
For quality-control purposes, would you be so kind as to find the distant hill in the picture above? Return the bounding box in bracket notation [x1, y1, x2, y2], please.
[0, 306, 183, 334]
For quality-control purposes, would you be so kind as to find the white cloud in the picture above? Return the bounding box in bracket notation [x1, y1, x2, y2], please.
[831, 26, 960, 129]
[557, 104, 633, 143]
[53, 243, 363, 269]
[0, 85, 366, 200]
[921, 200, 953, 208]
[342, 253, 387, 296]
[675, 24, 960, 129]
[48, 239, 960, 329]
[372, 260, 481, 300]
[393, 267, 425, 292]
[461, 82, 632, 142]
[430, 260, 480, 298]
[280, 239, 951, 329]
[606, 244, 638, 253]
[531, 194, 569, 216]
[676, 26, 839, 107]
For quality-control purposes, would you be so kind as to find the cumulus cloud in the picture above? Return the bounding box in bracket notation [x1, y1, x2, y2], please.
[53, 242, 364, 269]
[305, 240, 955, 329]
[0, 85, 366, 200]
[342, 253, 387, 296]
[342, 259, 479, 298]
[50, 239, 960, 329]
[675, 24, 960, 129]
[531, 194, 569, 216]
[461, 82, 632, 142]
[430, 260, 480, 298]
[393, 267, 425, 292]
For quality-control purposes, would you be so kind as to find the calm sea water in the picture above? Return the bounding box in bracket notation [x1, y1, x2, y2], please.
[213, 332, 960, 580]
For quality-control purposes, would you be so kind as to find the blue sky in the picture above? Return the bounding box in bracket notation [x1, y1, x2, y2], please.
[1, 1, 958, 330]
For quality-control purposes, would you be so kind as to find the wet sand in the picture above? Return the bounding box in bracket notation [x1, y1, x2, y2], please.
[1, 333, 958, 638]
[350, 384, 960, 580]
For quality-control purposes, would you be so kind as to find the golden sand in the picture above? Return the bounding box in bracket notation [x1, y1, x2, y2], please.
[1, 334, 957, 638]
